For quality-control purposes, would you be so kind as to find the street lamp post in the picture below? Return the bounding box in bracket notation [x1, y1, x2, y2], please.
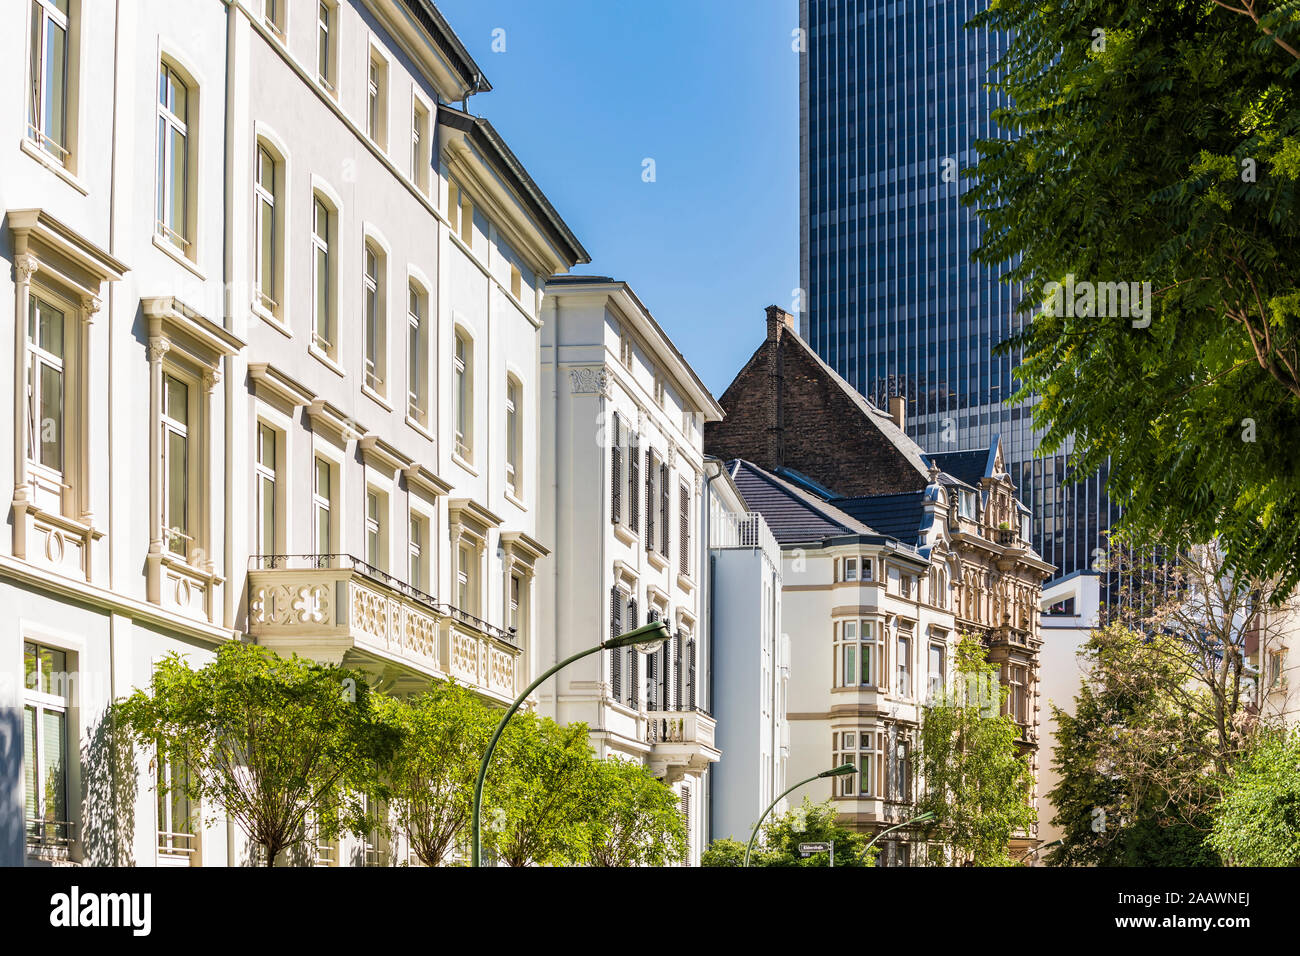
[743, 763, 856, 867]
[863, 810, 935, 864]
[469, 620, 670, 867]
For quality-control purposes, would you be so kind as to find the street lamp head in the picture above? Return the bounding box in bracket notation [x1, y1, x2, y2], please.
[819, 763, 857, 779]
[605, 620, 671, 654]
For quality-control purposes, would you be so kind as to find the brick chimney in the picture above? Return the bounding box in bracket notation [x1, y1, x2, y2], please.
[765, 304, 794, 342]
[889, 395, 906, 431]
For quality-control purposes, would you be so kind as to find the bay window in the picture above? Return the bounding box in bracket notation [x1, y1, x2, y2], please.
[835, 619, 879, 688]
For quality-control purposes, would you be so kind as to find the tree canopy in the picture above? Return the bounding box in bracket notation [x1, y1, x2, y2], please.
[1210, 727, 1300, 866]
[967, 0, 1300, 592]
[701, 798, 875, 867]
[115, 642, 395, 866]
[917, 637, 1036, 866]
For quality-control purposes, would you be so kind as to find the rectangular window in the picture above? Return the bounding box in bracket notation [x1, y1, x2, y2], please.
[645, 450, 657, 551]
[254, 144, 277, 311]
[157, 745, 196, 858]
[316, 2, 335, 91]
[505, 378, 520, 496]
[509, 572, 522, 638]
[453, 333, 471, 460]
[627, 431, 639, 534]
[411, 100, 429, 191]
[365, 490, 383, 570]
[263, 0, 285, 39]
[26, 294, 65, 473]
[255, 422, 277, 556]
[843, 557, 858, 582]
[959, 491, 976, 520]
[836, 620, 876, 687]
[408, 513, 425, 591]
[367, 54, 386, 148]
[928, 642, 945, 701]
[610, 412, 622, 524]
[510, 264, 522, 301]
[28, 0, 70, 163]
[156, 63, 190, 251]
[363, 244, 384, 393]
[659, 462, 669, 558]
[311, 196, 333, 353]
[678, 482, 691, 576]
[896, 635, 912, 698]
[312, 456, 332, 554]
[161, 373, 191, 558]
[407, 284, 425, 422]
[457, 543, 473, 612]
[23, 641, 71, 846]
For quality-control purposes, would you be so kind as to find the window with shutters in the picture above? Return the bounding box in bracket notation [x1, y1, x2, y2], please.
[679, 785, 691, 864]
[645, 449, 657, 550]
[685, 637, 697, 710]
[625, 596, 639, 709]
[646, 634, 658, 711]
[628, 430, 639, 534]
[610, 412, 622, 524]
[671, 630, 683, 711]
[658, 463, 669, 557]
[678, 481, 691, 576]
[609, 585, 623, 701]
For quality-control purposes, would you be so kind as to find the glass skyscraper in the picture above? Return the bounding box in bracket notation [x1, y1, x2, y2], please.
[798, 0, 1109, 583]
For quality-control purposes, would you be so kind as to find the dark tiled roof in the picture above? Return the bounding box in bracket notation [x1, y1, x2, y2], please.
[729, 461, 874, 545]
[830, 492, 928, 547]
[926, 449, 992, 487]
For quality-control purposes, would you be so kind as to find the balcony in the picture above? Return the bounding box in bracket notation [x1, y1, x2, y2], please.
[247, 554, 520, 701]
[645, 708, 720, 784]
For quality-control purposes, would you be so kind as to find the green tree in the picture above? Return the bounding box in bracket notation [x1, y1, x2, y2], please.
[1047, 627, 1221, 866]
[586, 758, 687, 867]
[966, 0, 1300, 593]
[483, 713, 598, 867]
[376, 683, 501, 867]
[918, 637, 1036, 866]
[1210, 728, 1300, 866]
[114, 642, 395, 866]
[701, 799, 875, 867]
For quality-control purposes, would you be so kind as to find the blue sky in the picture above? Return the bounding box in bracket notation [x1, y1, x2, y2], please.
[436, 0, 799, 398]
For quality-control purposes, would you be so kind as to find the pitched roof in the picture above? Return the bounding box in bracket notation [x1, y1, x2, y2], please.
[728, 460, 874, 545]
[926, 445, 997, 487]
[779, 330, 934, 482]
[830, 492, 929, 547]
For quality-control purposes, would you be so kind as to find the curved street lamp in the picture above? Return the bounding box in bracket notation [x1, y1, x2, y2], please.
[470, 620, 670, 867]
[863, 810, 935, 863]
[743, 763, 856, 867]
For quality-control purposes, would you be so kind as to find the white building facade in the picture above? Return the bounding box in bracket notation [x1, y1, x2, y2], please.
[707, 471, 787, 844]
[2, 0, 586, 867]
[538, 276, 724, 865]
